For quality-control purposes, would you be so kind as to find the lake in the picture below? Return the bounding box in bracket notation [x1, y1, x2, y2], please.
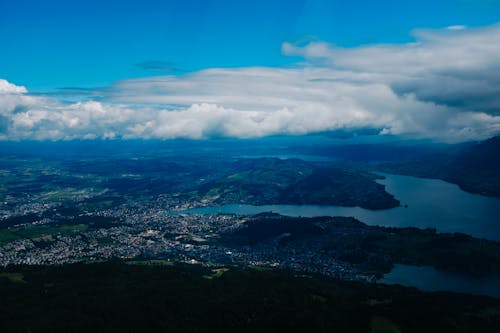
[178, 173, 500, 241]
[174, 173, 500, 298]
[380, 264, 500, 299]
[175, 173, 500, 298]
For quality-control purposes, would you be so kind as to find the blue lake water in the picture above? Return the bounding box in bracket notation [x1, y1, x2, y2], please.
[180, 173, 500, 241]
[380, 265, 500, 299]
[176, 173, 500, 298]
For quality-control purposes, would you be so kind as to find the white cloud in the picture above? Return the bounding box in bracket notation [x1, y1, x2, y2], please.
[1, 24, 500, 141]
[282, 24, 500, 115]
[446, 25, 467, 31]
[0, 79, 27, 94]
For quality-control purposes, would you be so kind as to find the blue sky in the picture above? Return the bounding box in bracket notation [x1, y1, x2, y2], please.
[1, 0, 500, 142]
[2, 0, 500, 90]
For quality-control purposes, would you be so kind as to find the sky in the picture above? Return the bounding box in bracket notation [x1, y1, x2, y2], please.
[1, 0, 500, 141]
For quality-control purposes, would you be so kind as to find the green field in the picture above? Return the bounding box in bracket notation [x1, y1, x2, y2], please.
[0, 224, 88, 245]
[126, 259, 174, 266]
[0, 272, 25, 284]
[203, 267, 229, 279]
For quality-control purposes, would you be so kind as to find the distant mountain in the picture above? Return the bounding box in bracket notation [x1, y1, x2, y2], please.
[450, 136, 500, 181]
[380, 136, 500, 197]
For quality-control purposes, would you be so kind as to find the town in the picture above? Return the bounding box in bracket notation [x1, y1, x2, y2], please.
[0, 191, 372, 282]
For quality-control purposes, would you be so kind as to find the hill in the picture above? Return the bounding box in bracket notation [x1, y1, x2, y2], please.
[379, 136, 500, 197]
[1, 262, 500, 332]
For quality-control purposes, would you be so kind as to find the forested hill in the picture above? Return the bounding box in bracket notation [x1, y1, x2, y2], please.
[379, 136, 500, 197]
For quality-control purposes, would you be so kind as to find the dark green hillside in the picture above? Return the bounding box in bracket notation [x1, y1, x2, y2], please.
[221, 214, 500, 276]
[380, 136, 500, 197]
[1, 262, 499, 332]
[196, 158, 399, 209]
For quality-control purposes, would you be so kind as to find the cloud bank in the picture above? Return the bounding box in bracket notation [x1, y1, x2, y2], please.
[2, 24, 500, 141]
